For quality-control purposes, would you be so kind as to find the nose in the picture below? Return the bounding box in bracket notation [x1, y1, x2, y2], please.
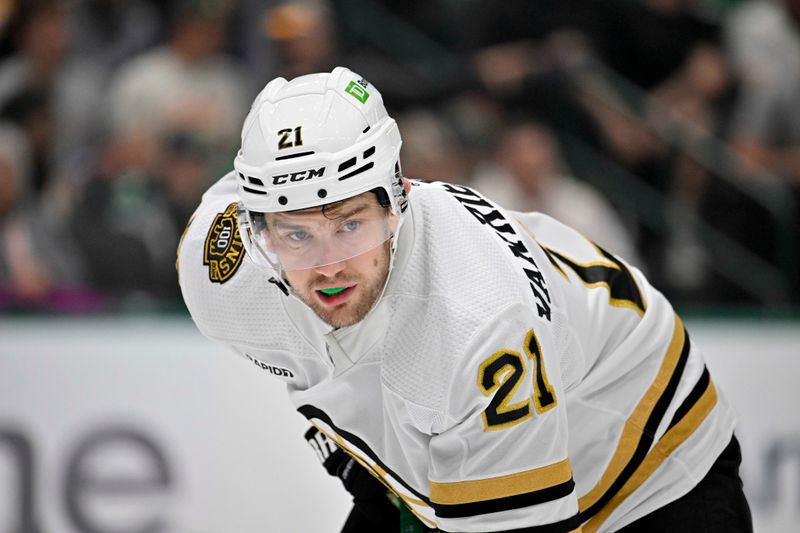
[310, 236, 348, 277]
[313, 259, 346, 278]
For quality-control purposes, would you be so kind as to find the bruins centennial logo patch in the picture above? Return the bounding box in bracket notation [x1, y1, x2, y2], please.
[203, 202, 245, 283]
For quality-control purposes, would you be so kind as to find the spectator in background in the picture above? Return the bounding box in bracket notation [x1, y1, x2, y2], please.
[0, 0, 69, 109]
[161, 133, 219, 231]
[258, 0, 433, 107]
[0, 123, 43, 300]
[57, 0, 249, 306]
[473, 121, 643, 267]
[262, 0, 469, 108]
[105, 0, 247, 160]
[468, 0, 730, 176]
[0, 1, 96, 309]
[70, 131, 214, 303]
[642, 44, 733, 296]
[0, 0, 114, 219]
[0, 122, 86, 309]
[0, 89, 55, 198]
[725, 0, 800, 302]
[70, 0, 163, 71]
[53, 0, 165, 208]
[395, 109, 471, 183]
[727, 0, 800, 184]
[263, 0, 338, 81]
[0, 0, 70, 194]
[574, 0, 733, 181]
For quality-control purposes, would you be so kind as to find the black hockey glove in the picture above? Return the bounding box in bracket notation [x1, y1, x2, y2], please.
[305, 425, 400, 532]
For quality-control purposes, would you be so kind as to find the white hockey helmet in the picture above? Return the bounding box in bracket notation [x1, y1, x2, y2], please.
[234, 67, 407, 272]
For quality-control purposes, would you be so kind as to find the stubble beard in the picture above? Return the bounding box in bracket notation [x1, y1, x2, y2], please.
[295, 243, 392, 329]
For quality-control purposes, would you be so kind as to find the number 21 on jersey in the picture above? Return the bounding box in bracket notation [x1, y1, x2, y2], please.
[478, 328, 557, 432]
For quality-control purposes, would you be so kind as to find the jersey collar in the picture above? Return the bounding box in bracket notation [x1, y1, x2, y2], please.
[280, 202, 415, 374]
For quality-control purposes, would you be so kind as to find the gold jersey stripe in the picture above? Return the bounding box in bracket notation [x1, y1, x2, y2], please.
[430, 458, 572, 505]
[582, 381, 718, 532]
[578, 314, 685, 512]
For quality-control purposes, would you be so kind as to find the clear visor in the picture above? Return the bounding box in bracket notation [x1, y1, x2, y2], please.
[248, 201, 397, 272]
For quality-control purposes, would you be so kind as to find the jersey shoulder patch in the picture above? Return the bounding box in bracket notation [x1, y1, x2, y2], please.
[203, 202, 245, 283]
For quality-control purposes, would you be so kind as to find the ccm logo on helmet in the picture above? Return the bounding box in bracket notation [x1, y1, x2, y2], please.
[272, 167, 326, 185]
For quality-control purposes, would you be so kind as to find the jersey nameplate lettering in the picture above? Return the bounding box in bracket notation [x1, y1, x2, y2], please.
[442, 184, 551, 321]
[203, 202, 245, 283]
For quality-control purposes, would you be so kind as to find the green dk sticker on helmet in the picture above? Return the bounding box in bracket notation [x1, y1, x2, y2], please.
[345, 80, 370, 103]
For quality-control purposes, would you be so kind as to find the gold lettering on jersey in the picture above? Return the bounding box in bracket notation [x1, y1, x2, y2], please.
[524, 329, 557, 413]
[478, 349, 533, 431]
[477, 328, 558, 432]
[442, 183, 551, 321]
[203, 202, 245, 283]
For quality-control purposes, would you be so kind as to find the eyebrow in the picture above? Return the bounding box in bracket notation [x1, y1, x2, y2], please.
[271, 203, 370, 223]
[330, 204, 369, 219]
[272, 221, 311, 231]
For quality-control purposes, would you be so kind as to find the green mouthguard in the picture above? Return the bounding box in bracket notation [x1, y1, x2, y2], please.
[320, 287, 346, 295]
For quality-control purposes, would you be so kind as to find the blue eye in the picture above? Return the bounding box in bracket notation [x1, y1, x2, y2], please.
[342, 220, 361, 232]
[288, 230, 310, 242]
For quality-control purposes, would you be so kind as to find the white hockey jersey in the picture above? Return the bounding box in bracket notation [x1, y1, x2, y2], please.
[178, 174, 736, 532]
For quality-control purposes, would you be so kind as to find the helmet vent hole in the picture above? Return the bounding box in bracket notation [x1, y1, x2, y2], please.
[363, 146, 376, 158]
[278, 196, 288, 205]
[362, 126, 370, 133]
[248, 176, 264, 186]
[317, 189, 328, 199]
[338, 162, 375, 181]
[338, 157, 357, 172]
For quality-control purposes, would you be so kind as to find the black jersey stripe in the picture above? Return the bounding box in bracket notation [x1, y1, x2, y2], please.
[297, 404, 431, 505]
[666, 366, 711, 433]
[432, 478, 575, 518]
[439, 511, 582, 533]
[430, 459, 572, 510]
[579, 316, 691, 521]
[538, 242, 569, 280]
[544, 245, 646, 316]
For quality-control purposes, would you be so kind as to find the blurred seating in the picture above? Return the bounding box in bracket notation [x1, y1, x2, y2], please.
[0, 0, 797, 311]
[105, 0, 247, 155]
[473, 120, 644, 268]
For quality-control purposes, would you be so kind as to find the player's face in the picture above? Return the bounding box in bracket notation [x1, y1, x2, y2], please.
[267, 194, 395, 328]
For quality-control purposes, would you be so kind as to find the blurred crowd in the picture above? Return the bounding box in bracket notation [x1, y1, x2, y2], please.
[0, 0, 799, 313]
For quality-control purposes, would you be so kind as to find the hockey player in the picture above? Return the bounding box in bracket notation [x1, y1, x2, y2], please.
[178, 67, 752, 532]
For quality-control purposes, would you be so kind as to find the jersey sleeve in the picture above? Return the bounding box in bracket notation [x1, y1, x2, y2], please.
[428, 303, 581, 533]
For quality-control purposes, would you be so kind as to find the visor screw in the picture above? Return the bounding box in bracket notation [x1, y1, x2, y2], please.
[317, 189, 327, 199]
[278, 196, 288, 205]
